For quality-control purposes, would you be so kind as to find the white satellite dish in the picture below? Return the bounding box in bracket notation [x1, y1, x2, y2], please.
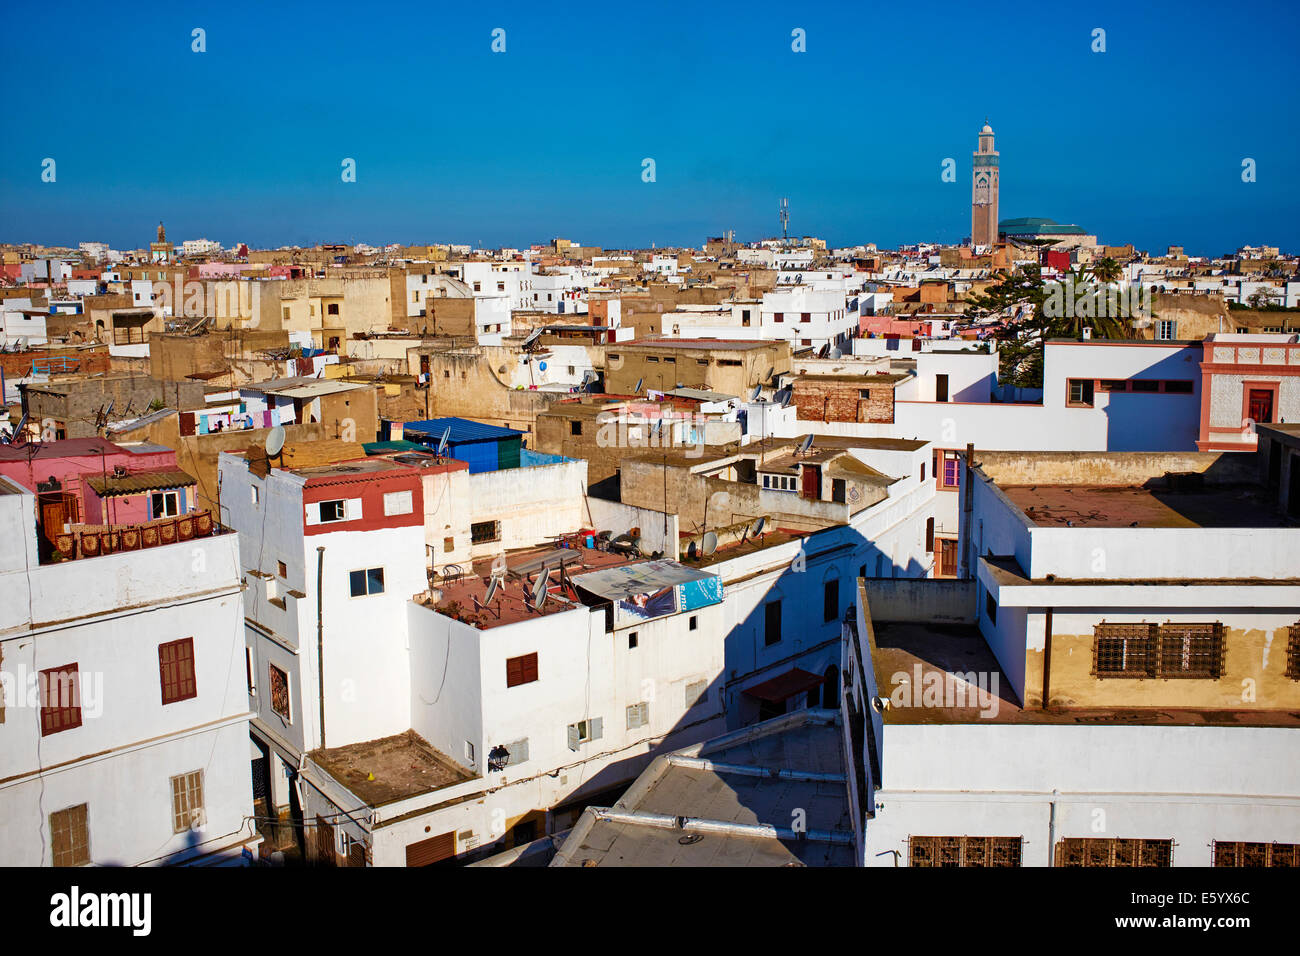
[484, 575, 502, 605]
[797, 434, 814, 456]
[265, 425, 286, 458]
[522, 329, 542, 348]
[749, 516, 766, 537]
[701, 531, 718, 556]
[828, 347, 842, 359]
[531, 568, 551, 609]
[435, 426, 451, 456]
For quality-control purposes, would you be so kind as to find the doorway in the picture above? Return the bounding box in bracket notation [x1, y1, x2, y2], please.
[1247, 388, 1274, 424]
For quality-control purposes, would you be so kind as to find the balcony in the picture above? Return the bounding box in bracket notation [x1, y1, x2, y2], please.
[44, 509, 229, 565]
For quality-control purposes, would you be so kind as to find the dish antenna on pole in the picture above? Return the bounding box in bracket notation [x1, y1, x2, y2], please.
[701, 531, 718, 556]
[748, 385, 762, 403]
[530, 568, 551, 610]
[797, 434, 814, 456]
[265, 425, 286, 461]
[484, 574, 502, 605]
[435, 426, 451, 457]
[522, 329, 542, 349]
[634, 377, 644, 394]
[749, 516, 766, 539]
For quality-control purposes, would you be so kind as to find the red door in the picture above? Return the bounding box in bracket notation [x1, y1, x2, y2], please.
[1247, 389, 1274, 424]
[801, 464, 821, 500]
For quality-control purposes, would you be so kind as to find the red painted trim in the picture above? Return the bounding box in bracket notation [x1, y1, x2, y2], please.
[1240, 380, 1280, 428]
[302, 469, 426, 536]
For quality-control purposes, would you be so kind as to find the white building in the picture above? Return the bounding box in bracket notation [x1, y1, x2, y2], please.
[0, 476, 259, 866]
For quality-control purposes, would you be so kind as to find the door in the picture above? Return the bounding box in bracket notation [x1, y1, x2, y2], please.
[938, 539, 959, 577]
[39, 498, 66, 554]
[831, 478, 846, 503]
[1248, 388, 1274, 424]
[314, 815, 336, 866]
[936, 374, 949, 403]
[801, 464, 821, 500]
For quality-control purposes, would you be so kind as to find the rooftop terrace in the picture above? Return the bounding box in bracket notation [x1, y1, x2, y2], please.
[1000, 483, 1288, 529]
[309, 730, 474, 807]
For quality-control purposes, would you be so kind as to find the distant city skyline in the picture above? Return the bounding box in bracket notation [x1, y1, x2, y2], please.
[2, 0, 1297, 257]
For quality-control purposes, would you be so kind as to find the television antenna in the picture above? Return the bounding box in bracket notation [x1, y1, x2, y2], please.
[779, 198, 789, 242]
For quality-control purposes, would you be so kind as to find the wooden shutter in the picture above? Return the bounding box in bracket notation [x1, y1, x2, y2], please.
[589, 716, 603, 741]
[567, 723, 580, 751]
[314, 815, 336, 866]
[39, 664, 82, 736]
[159, 638, 197, 704]
[405, 831, 455, 867]
[506, 652, 538, 688]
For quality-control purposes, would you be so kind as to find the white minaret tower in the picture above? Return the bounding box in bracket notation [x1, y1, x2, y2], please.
[971, 120, 999, 249]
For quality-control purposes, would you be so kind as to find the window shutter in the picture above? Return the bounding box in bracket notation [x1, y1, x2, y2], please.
[344, 498, 363, 520]
[626, 704, 639, 730]
[523, 653, 538, 683]
[640, 702, 650, 726]
[507, 737, 529, 765]
[589, 716, 603, 741]
[305, 504, 320, 526]
[567, 723, 580, 751]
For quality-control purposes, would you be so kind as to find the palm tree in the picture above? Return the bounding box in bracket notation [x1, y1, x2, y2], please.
[1089, 257, 1122, 284]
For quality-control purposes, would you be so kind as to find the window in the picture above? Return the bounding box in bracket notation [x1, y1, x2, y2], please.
[349, 567, 385, 597]
[774, 312, 784, 323]
[689, 615, 698, 631]
[383, 490, 413, 516]
[765, 601, 782, 645]
[50, 804, 90, 867]
[940, 451, 961, 490]
[910, 836, 1022, 867]
[570, 420, 582, 436]
[1093, 622, 1224, 679]
[150, 489, 179, 518]
[925, 517, 935, 553]
[327, 303, 339, 316]
[1156, 319, 1176, 340]
[628, 632, 638, 649]
[1055, 838, 1172, 867]
[159, 638, 197, 705]
[170, 770, 205, 833]
[763, 475, 770, 488]
[490, 738, 529, 771]
[858, 388, 871, 399]
[1213, 841, 1300, 867]
[269, 664, 290, 721]
[685, 680, 708, 708]
[506, 652, 538, 688]
[443, 537, 454, 552]
[800, 312, 811, 323]
[567, 717, 602, 750]
[1163, 380, 1193, 393]
[1131, 379, 1159, 392]
[626, 701, 651, 730]
[1067, 379, 1095, 407]
[282, 307, 291, 322]
[40, 664, 82, 735]
[318, 500, 346, 522]
[1099, 379, 1127, 392]
[470, 520, 501, 544]
[823, 579, 839, 623]
[251, 485, 260, 506]
[277, 561, 287, 578]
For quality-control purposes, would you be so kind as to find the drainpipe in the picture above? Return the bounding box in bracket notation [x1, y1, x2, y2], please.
[1046, 789, 1058, 866]
[961, 442, 975, 579]
[1041, 608, 1054, 709]
[316, 545, 326, 750]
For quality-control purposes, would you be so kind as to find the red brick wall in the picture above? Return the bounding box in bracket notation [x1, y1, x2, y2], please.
[791, 380, 894, 423]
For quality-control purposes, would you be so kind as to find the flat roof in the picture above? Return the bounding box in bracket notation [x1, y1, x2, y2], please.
[0, 438, 123, 461]
[999, 483, 1286, 529]
[867, 619, 1300, 727]
[551, 711, 854, 867]
[617, 338, 774, 351]
[309, 730, 474, 807]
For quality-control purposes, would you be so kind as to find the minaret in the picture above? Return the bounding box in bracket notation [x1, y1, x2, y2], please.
[971, 119, 999, 248]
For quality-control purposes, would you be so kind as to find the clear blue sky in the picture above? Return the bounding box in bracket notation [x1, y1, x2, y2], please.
[2, 0, 1296, 256]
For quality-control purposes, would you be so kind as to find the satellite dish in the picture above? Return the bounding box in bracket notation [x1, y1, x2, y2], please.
[828, 347, 842, 359]
[749, 516, 767, 537]
[776, 387, 792, 407]
[522, 329, 542, 348]
[581, 369, 598, 385]
[701, 531, 718, 556]
[748, 385, 762, 402]
[797, 434, 814, 455]
[435, 426, 451, 456]
[265, 425, 286, 458]
[484, 575, 502, 605]
[634, 377, 644, 393]
[531, 568, 551, 609]
[686, 540, 698, 560]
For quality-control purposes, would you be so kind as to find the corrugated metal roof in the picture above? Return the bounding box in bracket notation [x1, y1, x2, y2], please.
[85, 468, 197, 497]
[403, 418, 524, 443]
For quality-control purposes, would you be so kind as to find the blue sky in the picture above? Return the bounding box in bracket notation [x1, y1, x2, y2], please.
[2, 0, 1297, 256]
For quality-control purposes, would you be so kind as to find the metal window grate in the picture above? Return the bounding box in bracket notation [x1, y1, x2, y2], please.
[1287, 624, 1300, 681]
[1093, 623, 1157, 677]
[1155, 623, 1224, 679]
[910, 836, 1022, 867]
[1055, 838, 1172, 867]
[1213, 841, 1299, 867]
